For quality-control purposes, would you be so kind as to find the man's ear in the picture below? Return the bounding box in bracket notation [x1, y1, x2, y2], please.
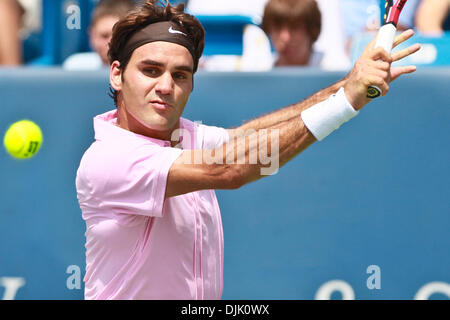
[110, 61, 122, 91]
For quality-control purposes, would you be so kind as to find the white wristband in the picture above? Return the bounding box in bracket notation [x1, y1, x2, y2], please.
[300, 87, 359, 141]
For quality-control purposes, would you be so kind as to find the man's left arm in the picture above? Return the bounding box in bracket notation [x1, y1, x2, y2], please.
[227, 29, 420, 137]
[227, 79, 345, 137]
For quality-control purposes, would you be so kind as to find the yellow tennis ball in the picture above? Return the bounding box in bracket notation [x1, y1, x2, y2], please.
[3, 120, 43, 159]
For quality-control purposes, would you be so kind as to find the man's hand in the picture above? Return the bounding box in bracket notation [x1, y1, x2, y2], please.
[344, 29, 421, 111]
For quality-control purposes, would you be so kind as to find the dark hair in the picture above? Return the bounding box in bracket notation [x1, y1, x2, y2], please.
[108, 0, 205, 106]
[262, 0, 321, 43]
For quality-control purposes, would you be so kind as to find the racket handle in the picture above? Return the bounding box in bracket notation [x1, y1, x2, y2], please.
[367, 85, 382, 98]
[367, 23, 397, 99]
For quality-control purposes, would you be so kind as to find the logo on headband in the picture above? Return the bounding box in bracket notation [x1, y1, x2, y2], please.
[168, 26, 187, 36]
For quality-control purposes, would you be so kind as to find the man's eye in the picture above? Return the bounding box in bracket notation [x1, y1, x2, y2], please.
[174, 72, 187, 80]
[143, 68, 158, 76]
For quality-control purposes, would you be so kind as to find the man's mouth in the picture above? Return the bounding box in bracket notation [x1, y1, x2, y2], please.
[150, 100, 172, 111]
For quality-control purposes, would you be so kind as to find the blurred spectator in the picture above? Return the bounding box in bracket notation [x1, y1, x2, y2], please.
[313, 0, 351, 70]
[18, 0, 41, 37]
[340, 0, 421, 54]
[187, 0, 349, 71]
[262, 0, 321, 67]
[0, 0, 42, 66]
[340, 0, 380, 44]
[0, 0, 23, 65]
[261, 0, 350, 70]
[63, 0, 136, 70]
[186, 0, 272, 71]
[395, 0, 422, 30]
[415, 0, 450, 36]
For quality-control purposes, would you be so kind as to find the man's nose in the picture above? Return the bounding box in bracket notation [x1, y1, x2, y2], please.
[279, 27, 291, 42]
[155, 72, 174, 95]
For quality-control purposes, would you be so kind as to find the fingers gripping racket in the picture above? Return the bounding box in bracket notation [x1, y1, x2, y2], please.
[367, 0, 408, 99]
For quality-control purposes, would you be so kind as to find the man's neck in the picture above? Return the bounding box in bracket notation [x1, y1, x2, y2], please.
[275, 54, 310, 67]
[116, 105, 181, 146]
[275, 47, 312, 67]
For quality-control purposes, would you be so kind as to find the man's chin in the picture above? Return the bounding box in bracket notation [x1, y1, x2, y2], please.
[143, 117, 179, 134]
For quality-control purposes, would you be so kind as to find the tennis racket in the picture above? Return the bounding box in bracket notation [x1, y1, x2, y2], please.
[367, 0, 408, 99]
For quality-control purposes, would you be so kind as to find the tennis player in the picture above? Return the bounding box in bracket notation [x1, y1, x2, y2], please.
[76, 0, 420, 299]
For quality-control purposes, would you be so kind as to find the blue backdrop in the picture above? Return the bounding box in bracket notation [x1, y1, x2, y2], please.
[0, 68, 449, 299]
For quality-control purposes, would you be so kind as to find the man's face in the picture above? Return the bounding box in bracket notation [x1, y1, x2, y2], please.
[269, 24, 312, 66]
[110, 41, 194, 138]
[90, 15, 120, 65]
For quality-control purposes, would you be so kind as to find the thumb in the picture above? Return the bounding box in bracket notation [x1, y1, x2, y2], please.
[361, 33, 378, 58]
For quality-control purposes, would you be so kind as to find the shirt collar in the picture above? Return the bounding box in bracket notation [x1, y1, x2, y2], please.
[93, 109, 177, 147]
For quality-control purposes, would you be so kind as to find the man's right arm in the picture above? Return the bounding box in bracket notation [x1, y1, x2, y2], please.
[165, 79, 351, 199]
[166, 112, 316, 198]
[166, 30, 420, 199]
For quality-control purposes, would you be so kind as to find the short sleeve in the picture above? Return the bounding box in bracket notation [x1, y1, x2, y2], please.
[77, 141, 183, 217]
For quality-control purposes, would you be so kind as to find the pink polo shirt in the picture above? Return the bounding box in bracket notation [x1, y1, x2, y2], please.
[75, 110, 229, 300]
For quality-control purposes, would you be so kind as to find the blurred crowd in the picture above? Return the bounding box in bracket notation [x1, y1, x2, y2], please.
[0, 0, 449, 70]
